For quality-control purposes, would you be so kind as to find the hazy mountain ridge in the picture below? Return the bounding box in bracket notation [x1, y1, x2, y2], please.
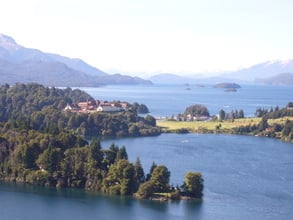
[0, 58, 99, 86]
[150, 60, 293, 85]
[0, 34, 107, 76]
[255, 72, 293, 85]
[0, 34, 150, 86]
[2, 34, 292, 86]
[221, 60, 293, 82]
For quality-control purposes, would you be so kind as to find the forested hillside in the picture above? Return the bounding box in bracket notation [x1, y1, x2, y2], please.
[0, 83, 203, 199]
[0, 83, 160, 137]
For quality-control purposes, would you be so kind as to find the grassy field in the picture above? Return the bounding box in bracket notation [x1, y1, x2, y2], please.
[157, 117, 293, 133]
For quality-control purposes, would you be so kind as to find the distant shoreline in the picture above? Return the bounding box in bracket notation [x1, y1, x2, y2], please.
[157, 117, 293, 143]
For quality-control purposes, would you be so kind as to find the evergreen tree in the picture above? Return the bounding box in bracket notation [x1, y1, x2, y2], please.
[102, 159, 135, 195]
[134, 157, 145, 189]
[146, 162, 157, 181]
[116, 146, 128, 161]
[219, 109, 226, 120]
[36, 147, 61, 173]
[150, 165, 170, 192]
[258, 117, 269, 132]
[239, 109, 245, 118]
[182, 172, 204, 198]
[89, 137, 103, 168]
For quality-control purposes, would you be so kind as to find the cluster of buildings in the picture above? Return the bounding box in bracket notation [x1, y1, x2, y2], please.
[64, 100, 130, 113]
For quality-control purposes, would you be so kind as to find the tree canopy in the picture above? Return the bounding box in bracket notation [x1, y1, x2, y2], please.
[184, 104, 210, 117]
[0, 83, 160, 138]
[181, 172, 204, 198]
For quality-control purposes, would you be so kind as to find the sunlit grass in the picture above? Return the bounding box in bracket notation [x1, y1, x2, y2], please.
[157, 117, 293, 133]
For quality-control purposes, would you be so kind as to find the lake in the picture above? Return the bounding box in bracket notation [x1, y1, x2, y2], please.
[0, 84, 293, 220]
[81, 84, 293, 117]
[101, 134, 293, 220]
[1, 134, 292, 220]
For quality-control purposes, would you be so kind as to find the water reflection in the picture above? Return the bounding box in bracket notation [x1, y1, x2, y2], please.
[138, 199, 169, 212]
[0, 182, 205, 220]
[184, 200, 204, 219]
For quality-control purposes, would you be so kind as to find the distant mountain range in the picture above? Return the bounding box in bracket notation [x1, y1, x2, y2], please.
[221, 60, 293, 83]
[0, 34, 151, 86]
[255, 73, 293, 85]
[3, 34, 292, 87]
[149, 60, 293, 85]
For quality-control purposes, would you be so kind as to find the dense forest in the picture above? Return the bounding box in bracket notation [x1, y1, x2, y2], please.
[0, 126, 203, 200]
[232, 103, 293, 141]
[0, 83, 203, 200]
[0, 83, 160, 137]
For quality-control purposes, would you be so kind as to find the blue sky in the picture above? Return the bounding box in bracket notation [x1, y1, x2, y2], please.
[1, 0, 293, 77]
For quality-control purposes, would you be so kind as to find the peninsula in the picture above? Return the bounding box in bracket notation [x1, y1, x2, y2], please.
[0, 83, 203, 201]
[157, 103, 293, 143]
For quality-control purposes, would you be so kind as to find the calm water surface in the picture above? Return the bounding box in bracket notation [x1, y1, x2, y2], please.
[101, 134, 293, 220]
[82, 84, 293, 117]
[1, 134, 292, 220]
[0, 181, 201, 220]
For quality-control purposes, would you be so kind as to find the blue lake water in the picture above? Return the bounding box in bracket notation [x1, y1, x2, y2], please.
[1, 84, 293, 220]
[82, 84, 293, 117]
[1, 134, 293, 220]
[101, 134, 293, 220]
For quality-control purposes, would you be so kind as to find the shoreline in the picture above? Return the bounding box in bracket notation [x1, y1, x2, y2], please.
[156, 117, 293, 143]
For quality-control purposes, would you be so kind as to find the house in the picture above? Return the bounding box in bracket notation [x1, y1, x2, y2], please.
[64, 103, 81, 112]
[64, 100, 129, 113]
[77, 100, 97, 111]
[118, 102, 130, 110]
[97, 104, 123, 112]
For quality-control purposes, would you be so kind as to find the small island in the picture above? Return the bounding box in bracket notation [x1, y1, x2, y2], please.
[213, 82, 241, 90]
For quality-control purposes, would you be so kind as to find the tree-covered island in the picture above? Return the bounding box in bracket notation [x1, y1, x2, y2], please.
[0, 83, 203, 201]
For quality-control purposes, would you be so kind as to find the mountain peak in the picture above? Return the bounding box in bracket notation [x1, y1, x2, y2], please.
[0, 34, 21, 50]
[264, 59, 293, 66]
